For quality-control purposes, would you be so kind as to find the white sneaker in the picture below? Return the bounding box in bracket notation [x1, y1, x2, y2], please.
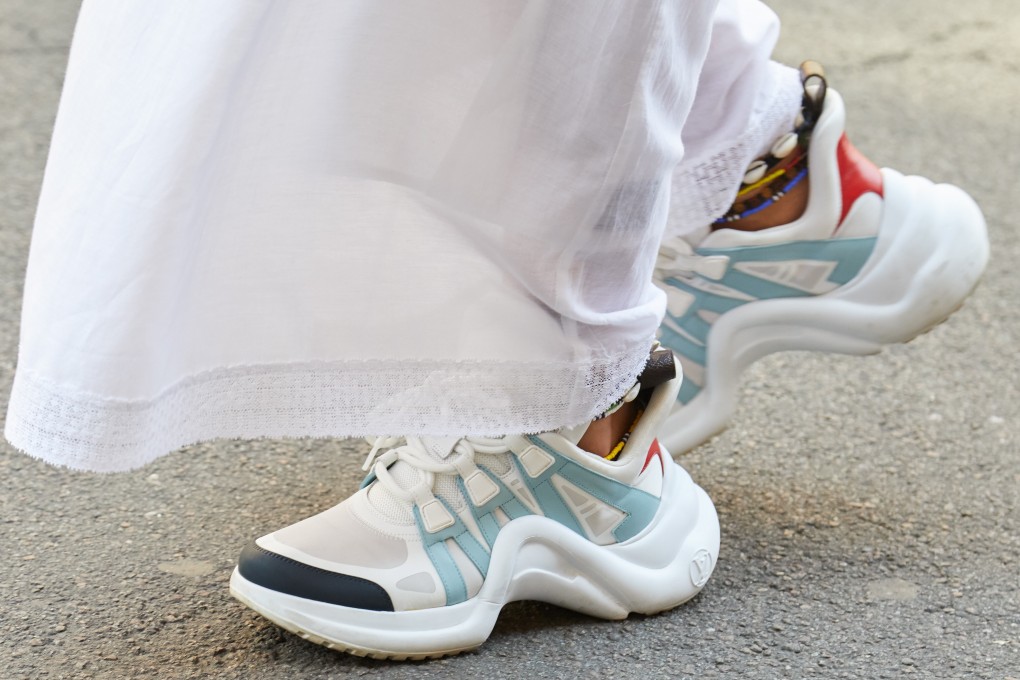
[655, 72, 989, 455]
[230, 354, 720, 660]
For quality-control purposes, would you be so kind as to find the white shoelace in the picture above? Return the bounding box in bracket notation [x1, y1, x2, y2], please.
[362, 436, 510, 504]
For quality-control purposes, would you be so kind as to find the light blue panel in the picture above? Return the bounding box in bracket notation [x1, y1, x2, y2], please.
[678, 313, 712, 343]
[555, 460, 660, 542]
[677, 378, 702, 405]
[461, 465, 540, 526]
[826, 238, 878, 283]
[660, 236, 879, 409]
[414, 497, 467, 546]
[531, 480, 586, 536]
[413, 504, 468, 606]
[509, 453, 586, 535]
[719, 268, 813, 300]
[525, 436, 660, 542]
[664, 278, 747, 315]
[698, 236, 878, 289]
[658, 325, 707, 366]
[459, 470, 516, 517]
[456, 476, 500, 550]
[698, 236, 875, 263]
[501, 497, 531, 520]
[453, 531, 490, 576]
[425, 542, 467, 606]
[507, 452, 583, 538]
[477, 513, 500, 548]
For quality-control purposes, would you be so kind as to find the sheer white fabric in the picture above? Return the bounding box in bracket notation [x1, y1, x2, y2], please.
[670, 0, 801, 235]
[5, 0, 801, 471]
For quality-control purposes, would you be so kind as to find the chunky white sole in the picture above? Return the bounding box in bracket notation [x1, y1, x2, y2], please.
[230, 460, 720, 660]
[662, 169, 989, 455]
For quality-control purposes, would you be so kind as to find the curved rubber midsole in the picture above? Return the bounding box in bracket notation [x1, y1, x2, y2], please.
[230, 462, 720, 657]
[662, 170, 989, 455]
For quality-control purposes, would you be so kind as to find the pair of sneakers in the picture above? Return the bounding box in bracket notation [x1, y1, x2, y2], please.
[230, 68, 988, 658]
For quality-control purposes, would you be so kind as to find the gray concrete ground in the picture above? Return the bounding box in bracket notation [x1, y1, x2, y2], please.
[1, 1, 1017, 678]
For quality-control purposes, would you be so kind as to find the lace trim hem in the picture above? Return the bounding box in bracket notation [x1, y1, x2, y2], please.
[4, 351, 650, 472]
[668, 63, 803, 235]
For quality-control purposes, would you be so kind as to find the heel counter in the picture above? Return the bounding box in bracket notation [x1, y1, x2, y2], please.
[836, 134, 884, 226]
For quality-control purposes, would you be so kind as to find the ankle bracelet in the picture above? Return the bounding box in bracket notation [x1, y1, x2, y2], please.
[714, 145, 809, 225]
[714, 61, 828, 227]
[604, 406, 644, 461]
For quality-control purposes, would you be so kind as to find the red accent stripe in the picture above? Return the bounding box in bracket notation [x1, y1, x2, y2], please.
[835, 134, 884, 226]
[642, 438, 664, 474]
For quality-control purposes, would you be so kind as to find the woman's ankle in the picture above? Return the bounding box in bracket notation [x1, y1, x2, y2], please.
[577, 399, 641, 458]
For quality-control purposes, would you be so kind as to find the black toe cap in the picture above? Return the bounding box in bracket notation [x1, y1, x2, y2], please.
[237, 542, 394, 612]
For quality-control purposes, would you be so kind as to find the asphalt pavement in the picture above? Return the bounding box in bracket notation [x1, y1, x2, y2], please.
[1, 1, 1017, 678]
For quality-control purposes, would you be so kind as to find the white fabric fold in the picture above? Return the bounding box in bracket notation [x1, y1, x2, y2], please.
[6, 0, 800, 470]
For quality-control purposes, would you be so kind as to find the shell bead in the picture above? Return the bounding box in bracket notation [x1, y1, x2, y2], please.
[770, 132, 799, 159]
[742, 159, 768, 185]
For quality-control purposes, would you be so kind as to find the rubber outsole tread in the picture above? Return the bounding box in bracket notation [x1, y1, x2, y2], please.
[233, 584, 476, 660]
[236, 585, 709, 659]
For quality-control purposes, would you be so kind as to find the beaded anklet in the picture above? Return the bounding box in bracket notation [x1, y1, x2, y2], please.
[604, 407, 644, 461]
[714, 61, 828, 227]
[714, 144, 809, 225]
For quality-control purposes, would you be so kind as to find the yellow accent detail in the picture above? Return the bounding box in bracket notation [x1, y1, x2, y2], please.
[605, 440, 626, 461]
[737, 167, 788, 197]
[602, 407, 645, 461]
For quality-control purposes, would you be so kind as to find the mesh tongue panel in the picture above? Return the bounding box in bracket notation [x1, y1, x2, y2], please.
[476, 452, 511, 476]
[433, 474, 466, 512]
[366, 480, 416, 525]
[389, 461, 421, 488]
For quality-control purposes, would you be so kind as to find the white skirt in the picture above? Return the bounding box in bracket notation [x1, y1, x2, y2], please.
[5, 0, 800, 471]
